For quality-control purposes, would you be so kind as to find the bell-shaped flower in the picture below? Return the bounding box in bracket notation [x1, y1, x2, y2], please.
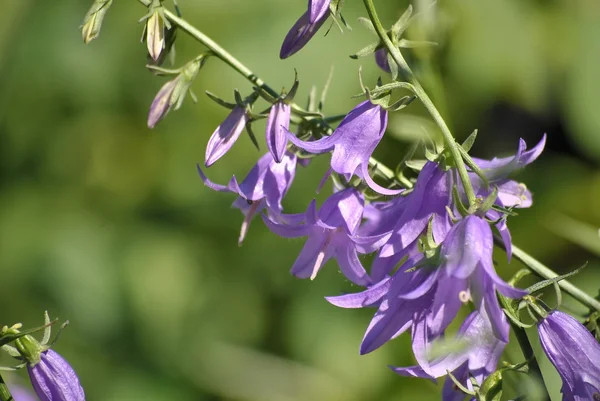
[262, 188, 371, 285]
[288, 100, 400, 195]
[392, 311, 506, 401]
[198, 152, 297, 244]
[377, 161, 452, 275]
[205, 106, 249, 167]
[538, 310, 600, 401]
[266, 101, 291, 163]
[280, 2, 330, 59]
[27, 349, 86, 401]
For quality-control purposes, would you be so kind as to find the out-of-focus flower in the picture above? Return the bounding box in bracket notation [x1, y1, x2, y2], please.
[280, 2, 330, 59]
[392, 311, 506, 401]
[27, 349, 85, 401]
[198, 152, 298, 244]
[147, 56, 206, 128]
[538, 310, 600, 401]
[288, 100, 400, 195]
[9, 384, 37, 401]
[266, 101, 291, 163]
[81, 0, 113, 44]
[262, 188, 371, 285]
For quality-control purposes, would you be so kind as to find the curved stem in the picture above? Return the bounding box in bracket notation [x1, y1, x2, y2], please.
[362, 0, 476, 206]
[504, 239, 600, 312]
[137, 1, 398, 182]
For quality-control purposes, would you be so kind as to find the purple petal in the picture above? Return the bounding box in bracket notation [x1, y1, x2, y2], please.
[318, 188, 364, 234]
[428, 276, 467, 337]
[360, 163, 403, 195]
[290, 228, 334, 280]
[374, 48, 391, 73]
[496, 180, 532, 208]
[334, 238, 372, 286]
[326, 276, 391, 308]
[360, 298, 415, 354]
[266, 102, 291, 163]
[205, 107, 247, 167]
[261, 213, 310, 238]
[280, 10, 329, 59]
[262, 152, 297, 211]
[27, 350, 85, 401]
[308, 0, 331, 23]
[442, 216, 489, 279]
[286, 127, 337, 153]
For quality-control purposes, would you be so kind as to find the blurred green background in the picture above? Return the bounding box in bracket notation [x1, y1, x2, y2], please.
[1, 0, 599, 400]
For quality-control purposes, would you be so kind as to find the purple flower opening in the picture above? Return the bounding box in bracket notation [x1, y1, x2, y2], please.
[288, 100, 401, 195]
[205, 106, 248, 167]
[198, 151, 297, 244]
[538, 311, 600, 401]
[266, 101, 291, 163]
[27, 349, 85, 401]
[262, 188, 371, 285]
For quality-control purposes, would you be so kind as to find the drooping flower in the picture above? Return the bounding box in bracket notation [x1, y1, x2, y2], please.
[538, 310, 600, 401]
[266, 101, 291, 163]
[328, 214, 523, 359]
[287, 100, 401, 195]
[280, 3, 330, 59]
[205, 106, 249, 167]
[27, 349, 86, 401]
[198, 151, 297, 244]
[392, 311, 506, 401]
[375, 161, 452, 279]
[262, 188, 371, 285]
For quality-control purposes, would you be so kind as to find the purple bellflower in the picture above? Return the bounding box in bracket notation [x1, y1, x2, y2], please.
[287, 100, 401, 195]
[280, 1, 330, 59]
[205, 106, 248, 167]
[266, 101, 291, 163]
[28, 349, 86, 401]
[328, 214, 523, 358]
[538, 310, 600, 401]
[198, 151, 297, 244]
[262, 188, 372, 285]
[392, 311, 506, 401]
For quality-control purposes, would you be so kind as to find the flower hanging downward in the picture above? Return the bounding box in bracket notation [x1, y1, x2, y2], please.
[266, 101, 291, 163]
[28, 350, 86, 401]
[538, 311, 600, 401]
[288, 100, 400, 195]
[198, 152, 298, 244]
[262, 188, 371, 285]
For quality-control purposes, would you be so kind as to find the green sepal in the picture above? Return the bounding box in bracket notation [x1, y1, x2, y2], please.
[526, 264, 587, 295]
[461, 129, 478, 153]
[391, 5, 413, 42]
[477, 186, 498, 215]
[398, 39, 438, 49]
[282, 70, 300, 104]
[452, 186, 470, 217]
[245, 121, 260, 151]
[478, 370, 503, 401]
[0, 321, 55, 349]
[357, 17, 376, 33]
[350, 41, 381, 59]
[405, 159, 427, 171]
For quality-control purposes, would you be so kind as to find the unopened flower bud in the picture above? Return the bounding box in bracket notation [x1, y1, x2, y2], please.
[266, 101, 291, 163]
[28, 349, 85, 401]
[147, 57, 205, 128]
[142, 1, 171, 62]
[81, 0, 113, 44]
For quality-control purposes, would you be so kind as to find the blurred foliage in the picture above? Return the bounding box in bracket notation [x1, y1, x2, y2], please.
[0, 0, 599, 400]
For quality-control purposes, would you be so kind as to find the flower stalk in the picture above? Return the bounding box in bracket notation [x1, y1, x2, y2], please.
[361, 0, 477, 207]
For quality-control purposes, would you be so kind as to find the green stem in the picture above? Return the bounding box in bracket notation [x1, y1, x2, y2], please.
[506, 240, 600, 312]
[362, 0, 477, 205]
[137, 1, 398, 183]
[0, 374, 14, 401]
[507, 320, 550, 401]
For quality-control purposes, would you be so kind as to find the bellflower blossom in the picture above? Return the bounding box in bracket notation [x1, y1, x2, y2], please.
[375, 48, 391, 73]
[328, 214, 524, 358]
[198, 151, 297, 244]
[392, 311, 506, 401]
[538, 311, 600, 401]
[262, 188, 371, 285]
[280, 0, 330, 59]
[287, 100, 401, 195]
[27, 349, 86, 401]
[266, 101, 291, 163]
[205, 106, 248, 167]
